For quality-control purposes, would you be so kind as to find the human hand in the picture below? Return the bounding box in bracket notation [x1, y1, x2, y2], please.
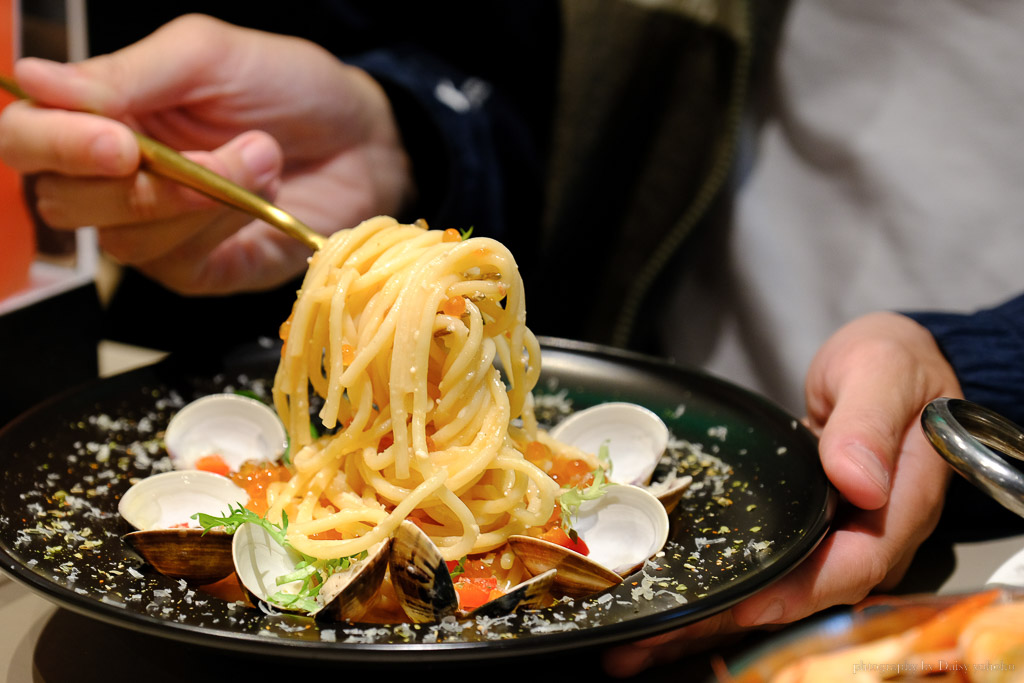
[0, 14, 414, 294]
[602, 312, 962, 677]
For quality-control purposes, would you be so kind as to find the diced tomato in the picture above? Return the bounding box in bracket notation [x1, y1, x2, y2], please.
[541, 527, 590, 556]
[454, 576, 499, 611]
[195, 454, 230, 476]
[442, 228, 461, 243]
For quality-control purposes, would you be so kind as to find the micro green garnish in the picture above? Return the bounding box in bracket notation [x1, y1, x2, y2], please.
[557, 442, 612, 538]
[460, 226, 474, 240]
[193, 503, 288, 545]
[192, 505, 365, 614]
[449, 556, 467, 577]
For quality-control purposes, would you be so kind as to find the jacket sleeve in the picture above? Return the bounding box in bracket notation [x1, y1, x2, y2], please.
[906, 293, 1024, 425]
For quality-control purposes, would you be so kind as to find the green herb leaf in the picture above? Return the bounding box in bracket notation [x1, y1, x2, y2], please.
[460, 226, 474, 240]
[557, 450, 611, 533]
[449, 556, 467, 577]
[193, 503, 289, 546]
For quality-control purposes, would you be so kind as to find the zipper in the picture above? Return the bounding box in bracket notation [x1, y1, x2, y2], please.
[610, 0, 754, 348]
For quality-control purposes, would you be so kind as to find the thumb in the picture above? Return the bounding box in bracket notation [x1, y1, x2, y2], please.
[806, 313, 958, 511]
[816, 381, 907, 510]
[183, 129, 284, 198]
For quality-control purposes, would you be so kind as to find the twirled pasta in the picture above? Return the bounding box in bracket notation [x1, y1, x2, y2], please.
[267, 216, 561, 562]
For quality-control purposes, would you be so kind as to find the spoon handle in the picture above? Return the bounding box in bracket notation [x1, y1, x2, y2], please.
[0, 74, 324, 251]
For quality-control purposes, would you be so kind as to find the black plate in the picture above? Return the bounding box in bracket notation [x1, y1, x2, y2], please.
[0, 337, 835, 663]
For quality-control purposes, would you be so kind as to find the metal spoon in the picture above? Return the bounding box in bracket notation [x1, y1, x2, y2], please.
[921, 397, 1024, 519]
[0, 74, 325, 251]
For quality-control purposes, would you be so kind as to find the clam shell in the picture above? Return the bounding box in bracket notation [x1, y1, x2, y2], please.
[118, 469, 249, 531]
[467, 568, 557, 619]
[388, 520, 458, 623]
[507, 536, 621, 598]
[647, 471, 693, 514]
[575, 484, 669, 575]
[232, 521, 308, 613]
[315, 539, 392, 622]
[232, 523, 391, 619]
[549, 402, 669, 487]
[164, 393, 287, 471]
[510, 484, 670, 597]
[123, 528, 234, 583]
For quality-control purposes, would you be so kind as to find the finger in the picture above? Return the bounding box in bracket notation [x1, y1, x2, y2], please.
[0, 102, 139, 176]
[731, 524, 889, 628]
[13, 57, 125, 113]
[14, 17, 234, 118]
[96, 203, 241, 264]
[806, 332, 918, 510]
[34, 130, 282, 230]
[35, 171, 201, 229]
[134, 218, 308, 295]
[817, 387, 909, 511]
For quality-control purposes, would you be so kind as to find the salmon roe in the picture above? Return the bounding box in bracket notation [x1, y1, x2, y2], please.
[230, 461, 291, 516]
[441, 295, 466, 317]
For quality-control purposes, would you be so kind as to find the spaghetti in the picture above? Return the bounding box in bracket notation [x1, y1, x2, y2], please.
[266, 216, 578, 566]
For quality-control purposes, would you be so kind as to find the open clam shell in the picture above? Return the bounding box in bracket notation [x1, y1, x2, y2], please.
[549, 402, 669, 487]
[576, 484, 669, 574]
[510, 484, 670, 597]
[390, 521, 558, 620]
[123, 528, 234, 583]
[647, 470, 693, 514]
[232, 522, 308, 613]
[507, 536, 622, 599]
[118, 469, 249, 531]
[232, 522, 391, 620]
[389, 520, 458, 623]
[164, 393, 287, 471]
[118, 470, 249, 583]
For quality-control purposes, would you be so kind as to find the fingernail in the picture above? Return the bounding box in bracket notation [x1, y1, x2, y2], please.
[848, 443, 891, 497]
[749, 597, 785, 626]
[240, 137, 279, 188]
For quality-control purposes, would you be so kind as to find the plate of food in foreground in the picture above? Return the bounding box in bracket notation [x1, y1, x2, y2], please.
[0, 218, 835, 663]
[720, 588, 1024, 682]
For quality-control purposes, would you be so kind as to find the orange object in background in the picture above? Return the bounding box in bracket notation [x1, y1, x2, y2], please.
[0, 5, 36, 301]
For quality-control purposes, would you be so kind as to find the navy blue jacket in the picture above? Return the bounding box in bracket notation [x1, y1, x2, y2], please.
[909, 295, 1024, 426]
